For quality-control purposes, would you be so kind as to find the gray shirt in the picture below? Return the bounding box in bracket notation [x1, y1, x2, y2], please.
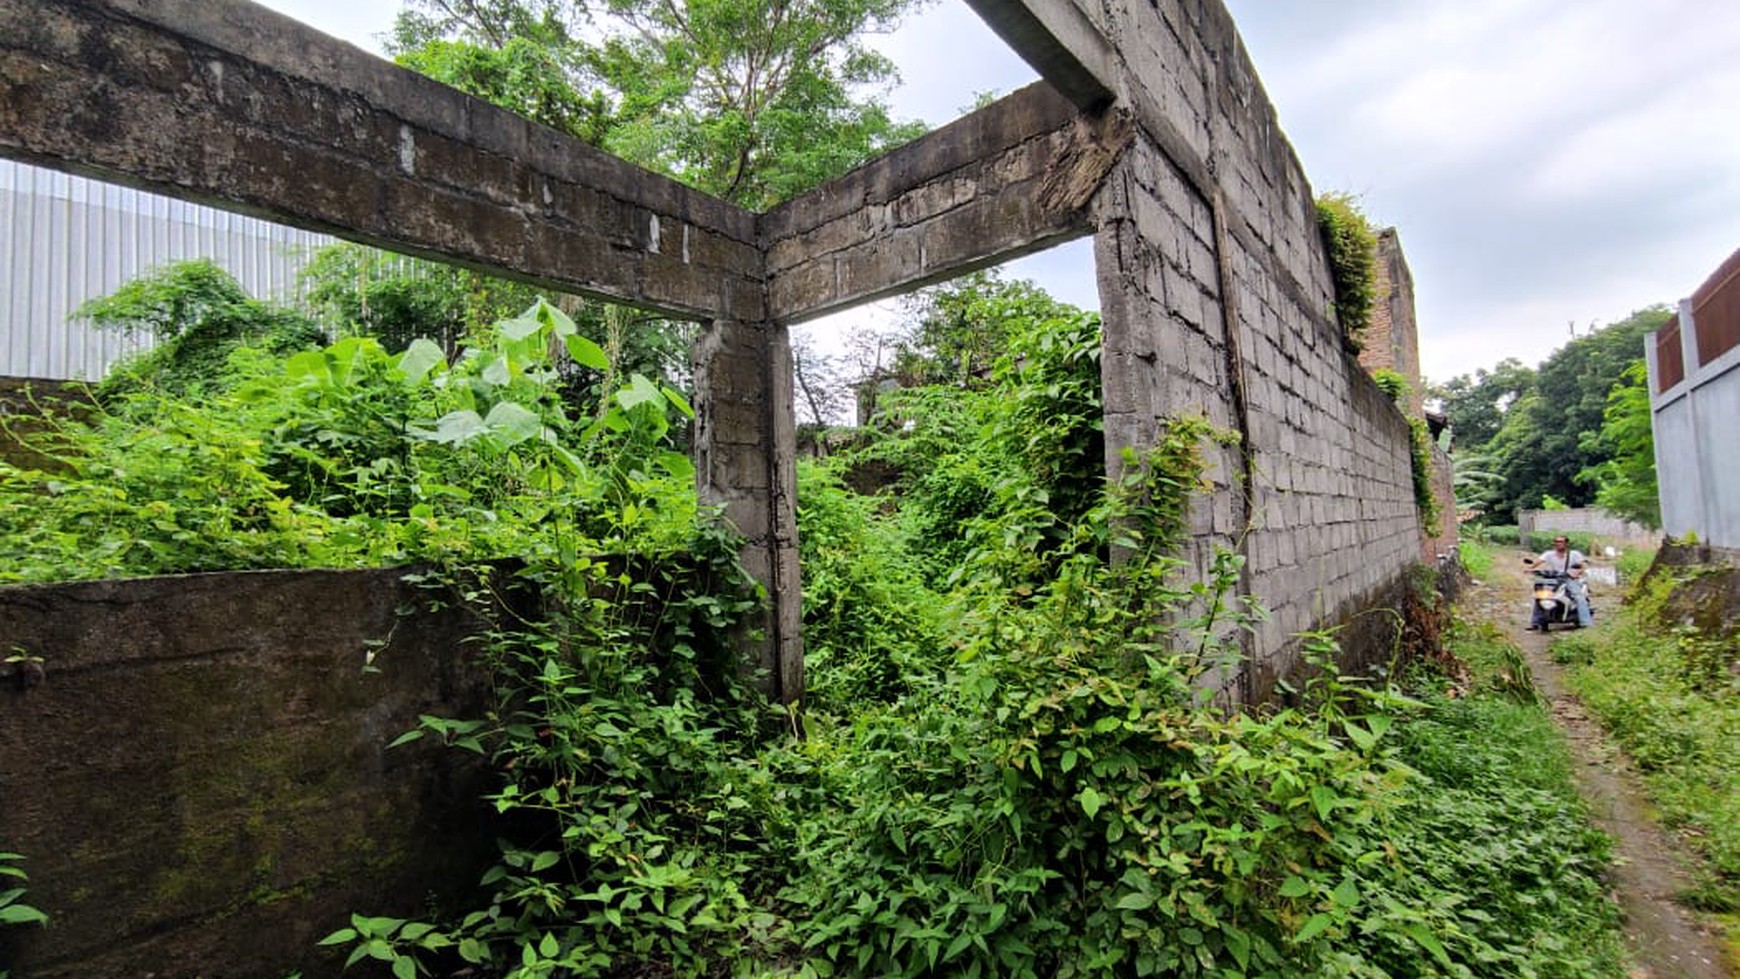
[1535, 549, 1586, 574]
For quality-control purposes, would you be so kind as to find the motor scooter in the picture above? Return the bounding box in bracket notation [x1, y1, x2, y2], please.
[1529, 569, 1591, 631]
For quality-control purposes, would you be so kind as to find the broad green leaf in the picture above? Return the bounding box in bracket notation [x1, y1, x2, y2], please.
[1331, 877, 1360, 908]
[1310, 784, 1338, 821]
[499, 315, 543, 342]
[318, 927, 358, 946]
[1078, 786, 1105, 819]
[420, 410, 487, 445]
[481, 355, 512, 387]
[1114, 891, 1154, 911]
[483, 401, 542, 446]
[530, 850, 562, 873]
[398, 339, 445, 383]
[564, 334, 610, 371]
[386, 729, 425, 749]
[539, 300, 577, 337]
[661, 384, 694, 417]
[1293, 913, 1334, 943]
[392, 956, 417, 979]
[616, 373, 666, 412]
[0, 904, 48, 926]
[1402, 922, 1452, 968]
[656, 451, 694, 481]
[285, 349, 329, 383]
[1277, 876, 1310, 899]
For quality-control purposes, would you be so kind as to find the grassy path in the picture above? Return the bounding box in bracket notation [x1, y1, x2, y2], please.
[1462, 554, 1732, 978]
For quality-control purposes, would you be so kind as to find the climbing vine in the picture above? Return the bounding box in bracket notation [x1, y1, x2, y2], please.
[1316, 192, 1378, 350]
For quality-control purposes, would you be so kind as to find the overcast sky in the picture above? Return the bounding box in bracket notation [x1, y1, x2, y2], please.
[258, 0, 1740, 382]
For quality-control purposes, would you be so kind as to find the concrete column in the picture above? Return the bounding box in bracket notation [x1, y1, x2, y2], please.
[692, 319, 804, 703]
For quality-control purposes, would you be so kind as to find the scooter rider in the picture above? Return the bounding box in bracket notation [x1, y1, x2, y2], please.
[1523, 535, 1593, 629]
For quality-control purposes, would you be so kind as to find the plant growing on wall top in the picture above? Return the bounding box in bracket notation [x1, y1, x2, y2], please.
[1316, 192, 1378, 351]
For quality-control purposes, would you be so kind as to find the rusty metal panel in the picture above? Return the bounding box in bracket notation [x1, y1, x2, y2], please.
[1654, 320, 1685, 392]
[1691, 248, 1740, 366]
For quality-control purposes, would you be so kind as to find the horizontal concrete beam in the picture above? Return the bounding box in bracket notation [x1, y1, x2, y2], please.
[762, 84, 1127, 324]
[960, 0, 1118, 111]
[0, 0, 763, 321]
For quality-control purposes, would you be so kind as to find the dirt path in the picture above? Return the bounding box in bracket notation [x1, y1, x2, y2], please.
[1463, 556, 1732, 979]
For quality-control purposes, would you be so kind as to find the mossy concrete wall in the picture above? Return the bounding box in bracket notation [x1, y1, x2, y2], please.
[0, 567, 495, 978]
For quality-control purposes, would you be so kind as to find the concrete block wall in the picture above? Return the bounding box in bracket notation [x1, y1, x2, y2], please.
[0, 568, 497, 978]
[1041, 0, 1428, 698]
[1360, 229, 1425, 417]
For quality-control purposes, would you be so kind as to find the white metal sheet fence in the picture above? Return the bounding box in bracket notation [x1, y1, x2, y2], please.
[0, 159, 335, 380]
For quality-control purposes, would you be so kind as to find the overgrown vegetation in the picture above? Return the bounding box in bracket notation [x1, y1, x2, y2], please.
[5, 261, 1634, 976]
[1315, 193, 1378, 349]
[0, 852, 46, 979]
[1555, 566, 1740, 923]
[1372, 367, 1441, 536]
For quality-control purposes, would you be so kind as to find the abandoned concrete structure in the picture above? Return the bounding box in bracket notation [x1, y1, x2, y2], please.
[1, 1, 1445, 970]
[0, 0, 1431, 705]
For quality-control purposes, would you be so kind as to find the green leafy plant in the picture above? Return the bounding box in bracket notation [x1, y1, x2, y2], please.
[1, 849, 49, 978]
[1316, 193, 1378, 349]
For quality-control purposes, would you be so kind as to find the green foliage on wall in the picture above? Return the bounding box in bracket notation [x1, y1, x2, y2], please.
[1316, 193, 1378, 349]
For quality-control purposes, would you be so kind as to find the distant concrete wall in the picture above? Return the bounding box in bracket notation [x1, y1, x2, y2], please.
[1648, 250, 1740, 548]
[1359, 229, 1424, 417]
[0, 158, 333, 380]
[1518, 507, 1658, 551]
[0, 568, 496, 979]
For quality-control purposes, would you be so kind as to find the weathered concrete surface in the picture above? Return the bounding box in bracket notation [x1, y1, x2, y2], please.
[0, 0, 762, 321]
[694, 320, 804, 701]
[0, 0, 1444, 708]
[0, 568, 496, 979]
[1360, 229, 1425, 417]
[1063, 0, 1424, 700]
[762, 83, 1124, 324]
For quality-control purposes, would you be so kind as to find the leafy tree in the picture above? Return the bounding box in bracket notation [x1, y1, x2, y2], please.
[1428, 357, 1535, 451]
[1576, 361, 1659, 528]
[895, 270, 1084, 386]
[77, 259, 324, 395]
[299, 244, 540, 355]
[1485, 307, 1669, 518]
[391, 0, 927, 208]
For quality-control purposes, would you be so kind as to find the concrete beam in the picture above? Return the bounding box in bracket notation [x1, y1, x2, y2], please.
[762, 83, 1129, 324]
[959, 0, 1118, 111]
[0, 0, 762, 321]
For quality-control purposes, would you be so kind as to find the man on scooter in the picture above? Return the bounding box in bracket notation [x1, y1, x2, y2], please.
[1523, 536, 1593, 629]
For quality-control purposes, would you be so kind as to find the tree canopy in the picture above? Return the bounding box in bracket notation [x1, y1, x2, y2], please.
[1435, 306, 1668, 521]
[391, 0, 927, 208]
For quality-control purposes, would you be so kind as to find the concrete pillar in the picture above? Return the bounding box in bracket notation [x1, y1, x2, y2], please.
[692, 319, 804, 703]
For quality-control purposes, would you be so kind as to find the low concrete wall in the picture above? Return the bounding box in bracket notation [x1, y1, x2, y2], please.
[0, 567, 496, 979]
[1518, 507, 1657, 551]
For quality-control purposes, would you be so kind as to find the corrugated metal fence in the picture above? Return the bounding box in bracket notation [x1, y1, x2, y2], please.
[1, 159, 335, 380]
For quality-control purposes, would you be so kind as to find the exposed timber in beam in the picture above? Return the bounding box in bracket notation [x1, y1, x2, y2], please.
[762, 83, 1130, 325]
[959, 0, 1118, 111]
[0, 0, 763, 321]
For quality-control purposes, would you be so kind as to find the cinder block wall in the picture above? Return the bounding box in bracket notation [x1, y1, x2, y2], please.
[1084, 0, 1427, 700]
